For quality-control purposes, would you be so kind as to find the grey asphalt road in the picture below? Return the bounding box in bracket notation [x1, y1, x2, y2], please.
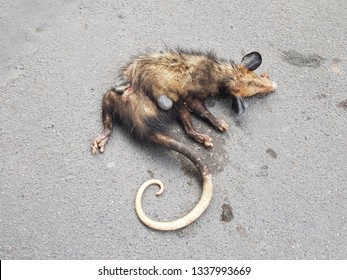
[1, 0, 346, 259]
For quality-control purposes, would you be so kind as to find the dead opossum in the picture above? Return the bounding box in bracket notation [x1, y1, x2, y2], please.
[118, 49, 276, 147]
[92, 49, 276, 231]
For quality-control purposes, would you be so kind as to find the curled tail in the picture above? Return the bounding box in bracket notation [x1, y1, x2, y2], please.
[135, 133, 213, 231]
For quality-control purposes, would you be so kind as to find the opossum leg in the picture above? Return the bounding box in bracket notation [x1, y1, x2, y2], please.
[186, 97, 229, 132]
[91, 90, 115, 154]
[176, 101, 213, 148]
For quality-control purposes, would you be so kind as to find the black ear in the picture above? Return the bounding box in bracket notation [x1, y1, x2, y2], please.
[231, 96, 249, 114]
[241, 52, 262, 71]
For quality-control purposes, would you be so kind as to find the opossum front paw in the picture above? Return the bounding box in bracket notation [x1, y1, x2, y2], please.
[203, 136, 214, 148]
[190, 132, 213, 148]
[215, 119, 229, 132]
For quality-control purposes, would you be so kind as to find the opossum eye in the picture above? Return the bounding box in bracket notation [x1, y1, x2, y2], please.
[157, 95, 173, 110]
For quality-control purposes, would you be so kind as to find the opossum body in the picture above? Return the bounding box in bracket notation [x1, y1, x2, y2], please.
[121, 49, 276, 110]
[118, 50, 276, 146]
[92, 49, 277, 231]
[115, 78, 174, 111]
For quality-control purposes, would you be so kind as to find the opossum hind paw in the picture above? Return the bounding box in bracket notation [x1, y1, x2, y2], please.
[91, 129, 111, 154]
[91, 137, 108, 153]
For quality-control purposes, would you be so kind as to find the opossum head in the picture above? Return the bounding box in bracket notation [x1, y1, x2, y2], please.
[228, 52, 277, 114]
[235, 52, 277, 96]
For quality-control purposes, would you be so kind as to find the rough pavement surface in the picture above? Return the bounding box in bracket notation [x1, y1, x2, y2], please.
[1, 0, 346, 259]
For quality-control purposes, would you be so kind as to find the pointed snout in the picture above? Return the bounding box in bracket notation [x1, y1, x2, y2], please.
[270, 81, 277, 91]
[260, 72, 277, 92]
